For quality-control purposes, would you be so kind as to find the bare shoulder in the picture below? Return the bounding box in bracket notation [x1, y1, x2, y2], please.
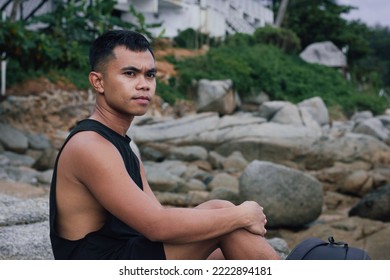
[59, 131, 121, 174]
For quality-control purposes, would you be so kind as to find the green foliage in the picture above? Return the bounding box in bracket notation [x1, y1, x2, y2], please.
[156, 79, 183, 105]
[174, 42, 387, 115]
[173, 28, 221, 49]
[224, 32, 255, 47]
[253, 25, 301, 54]
[0, 0, 162, 89]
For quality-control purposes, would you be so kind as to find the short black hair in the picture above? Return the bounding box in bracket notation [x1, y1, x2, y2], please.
[89, 30, 154, 72]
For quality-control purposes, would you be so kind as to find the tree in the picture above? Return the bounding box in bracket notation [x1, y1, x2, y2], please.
[269, 0, 369, 65]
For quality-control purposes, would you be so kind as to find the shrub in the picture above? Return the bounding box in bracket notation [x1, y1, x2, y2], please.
[253, 25, 301, 54]
[174, 43, 387, 115]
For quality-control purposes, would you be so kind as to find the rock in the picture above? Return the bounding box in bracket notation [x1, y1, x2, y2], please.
[351, 111, 373, 123]
[1, 151, 36, 167]
[0, 123, 29, 154]
[239, 161, 323, 228]
[215, 122, 320, 164]
[33, 147, 58, 171]
[299, 41, 347, 68]
[349, 184, 390, 222]
[258, 101, 290, 120]
[298, 96, 329, 126]
[323, 191, 360, 211]
[176, 178, 207, 192]
[378, 115, 390, 129]
[209, 188, 240, 204]
[130, 112, 220, 144]
[305, 133, 390, 169]
[0, 221, 53, 260]
[340, 170, 373, 197]
[299, 107, 322, 132]
[353, 117, 390, 142]
[36, 169, 54, 185]
[208, 173, 239, 192]
[167, 145, 208, 161]
[145, 166, 184, 192]
[3, 166, 40, 185]
[208, 151, 226, 169]
[222, 151, 248, 172]
[0, 194, 49, 226]
[26, 132, 52, 150]
[270, 103, 302, 125]
[195, 79, 237, 115]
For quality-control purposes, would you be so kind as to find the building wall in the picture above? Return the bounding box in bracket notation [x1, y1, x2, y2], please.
[123, 0, 274, 38]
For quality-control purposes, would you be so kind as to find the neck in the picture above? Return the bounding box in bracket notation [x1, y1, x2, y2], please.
[89, 105, 134, 137]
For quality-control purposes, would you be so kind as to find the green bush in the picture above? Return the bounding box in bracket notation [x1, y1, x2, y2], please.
[253, 25, 301, 54]
[174, 42, 387, 115]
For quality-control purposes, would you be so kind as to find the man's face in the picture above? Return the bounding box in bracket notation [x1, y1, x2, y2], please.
[98, 46, 156, 118]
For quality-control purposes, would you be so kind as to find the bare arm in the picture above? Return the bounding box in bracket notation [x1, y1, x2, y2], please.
[68, 132, 266, 244]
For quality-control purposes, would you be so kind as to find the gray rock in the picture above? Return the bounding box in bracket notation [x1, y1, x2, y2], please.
[26, 133, 51, 150]
[1, 151, 36, 167]
[196, 79, 237, 115]
[298, 96, 329, 126]
[353, 118, 390, 142]
[0, 123, 29, 154]
[144, 161, 187, 192]
[271, 103, 302, 125]
[208, 173, 239, 192]
[239, 161, 323, 228]
[258, 101, 290, 120]
[351, 111, 373, 123]
[299, 41, 347, 67]
[36, 169, 54, 185]
[33, 147, 58, 171]
[4, 166, 40, 185]
[0, 221, 53, 260]
[167, 145, 208, 161]
[349, 184, 390, 222]
[0, 194, 49, 226]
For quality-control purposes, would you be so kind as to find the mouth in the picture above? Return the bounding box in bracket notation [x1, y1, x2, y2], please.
[133, 95, 151, 101]
[132, 95, 151, 106]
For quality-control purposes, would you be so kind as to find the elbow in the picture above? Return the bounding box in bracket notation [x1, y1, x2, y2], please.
[142, 223, 168, 242]
[141, 209, 170, 242]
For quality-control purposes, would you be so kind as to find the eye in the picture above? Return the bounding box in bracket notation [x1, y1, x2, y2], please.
[147, 72, 156, 78]
[124, 71, 136, 76]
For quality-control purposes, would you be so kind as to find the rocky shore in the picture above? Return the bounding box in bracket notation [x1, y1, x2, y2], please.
[1, 82, 390, 259]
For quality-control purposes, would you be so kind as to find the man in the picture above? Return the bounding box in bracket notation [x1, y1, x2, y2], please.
[49, 30, 280, 260]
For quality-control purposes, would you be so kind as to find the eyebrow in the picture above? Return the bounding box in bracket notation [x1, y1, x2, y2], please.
[121, 66, 157, 74]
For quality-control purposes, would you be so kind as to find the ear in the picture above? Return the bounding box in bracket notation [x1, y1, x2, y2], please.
[89, 71, 104, 94]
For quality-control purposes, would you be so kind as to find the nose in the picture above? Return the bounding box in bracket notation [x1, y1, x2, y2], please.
[136, 75, 150, 91]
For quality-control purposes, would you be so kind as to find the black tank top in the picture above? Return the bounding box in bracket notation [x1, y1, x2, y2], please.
[49, 119, 165, 259]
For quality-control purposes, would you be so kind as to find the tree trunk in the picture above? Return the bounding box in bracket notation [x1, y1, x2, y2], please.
[275, 0, 289, 27]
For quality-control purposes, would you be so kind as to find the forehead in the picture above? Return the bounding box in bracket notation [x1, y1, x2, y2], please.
[109, 46, 155, 69]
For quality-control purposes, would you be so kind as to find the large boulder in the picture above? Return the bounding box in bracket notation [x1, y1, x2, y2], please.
[299, 41, 347, 68]
[349, 184, 390, 222]
[239, 161, 323, 228]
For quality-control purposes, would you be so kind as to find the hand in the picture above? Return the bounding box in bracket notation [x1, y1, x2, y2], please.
[239, 201, 268, 236]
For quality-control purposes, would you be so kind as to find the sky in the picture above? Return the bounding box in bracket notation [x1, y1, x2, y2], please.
[338, 0, 390, 28]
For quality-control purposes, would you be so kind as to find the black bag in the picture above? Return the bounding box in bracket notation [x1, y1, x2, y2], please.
[286, 236, 371, 260]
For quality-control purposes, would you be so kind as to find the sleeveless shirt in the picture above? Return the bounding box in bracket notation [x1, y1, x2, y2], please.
[49, 119, 166, 259]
